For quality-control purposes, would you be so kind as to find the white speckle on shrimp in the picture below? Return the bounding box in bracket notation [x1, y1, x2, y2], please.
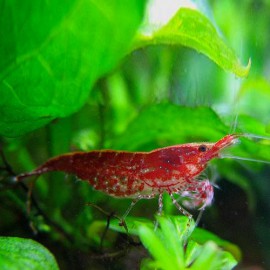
[186, 164, 199, 174]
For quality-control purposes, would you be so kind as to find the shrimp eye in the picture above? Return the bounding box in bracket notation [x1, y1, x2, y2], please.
[198, 144, 207, 152]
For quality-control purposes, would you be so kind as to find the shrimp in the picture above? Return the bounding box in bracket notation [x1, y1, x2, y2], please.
[16, 134, 239, 221]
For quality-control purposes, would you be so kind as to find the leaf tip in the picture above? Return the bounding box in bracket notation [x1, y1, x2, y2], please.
[236, 57, 251, 78]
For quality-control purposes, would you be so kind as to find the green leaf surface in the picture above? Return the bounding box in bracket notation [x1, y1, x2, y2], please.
[133, 7, 250, 77]
[185, 240, 202, 267]
[0, 0, 146, 137]
[138, 223, 181, 270]
[192, 227, 241, 261]
[109, 103, 229, 150]
[158, 216, 185, 265]
[189, 241, 218, 270]
[109, 216, 154, 235]
[0, 237, 59, 270]
[190, 241, 237, 270]
[236, 77, 270, 123]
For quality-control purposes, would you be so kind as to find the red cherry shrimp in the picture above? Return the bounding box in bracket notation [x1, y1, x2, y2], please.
[15, 134, 243, 223]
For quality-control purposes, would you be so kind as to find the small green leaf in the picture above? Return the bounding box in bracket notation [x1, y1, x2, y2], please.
[190, 241, 237, 270]
[108, 216, 238, 269]
[137, 222, 183, 270]
[0, 0, 146, 137]
[171, 215, 195, 240]
[133, 7, 250, 77]
[140, 258, 160, 270]
[0, 237, 59, 270]
[185, 240, 202, 267]
[157, 216, 185, 266]
[109, 216, 154, 235]
[192, 227, 242, 261]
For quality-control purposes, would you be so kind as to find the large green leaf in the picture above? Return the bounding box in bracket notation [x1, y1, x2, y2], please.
[133, 7, 250, 77]
[0, 237, 59, 270]
[0, 0, 146, 137]
[108, 103, 228, 150]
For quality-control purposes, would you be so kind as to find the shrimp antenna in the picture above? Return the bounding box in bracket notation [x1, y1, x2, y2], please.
[241, 133, 270, 141]
[220, 154, 270, 164]
[230, 113, 239, 134]
[220, 133, 270, 164]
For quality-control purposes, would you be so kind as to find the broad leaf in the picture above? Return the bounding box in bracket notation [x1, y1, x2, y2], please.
[133, 6, 250, 77]
[0, 237, 59, 270]
[108, 103, 228, 150]
[0, 0, 146, 137]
